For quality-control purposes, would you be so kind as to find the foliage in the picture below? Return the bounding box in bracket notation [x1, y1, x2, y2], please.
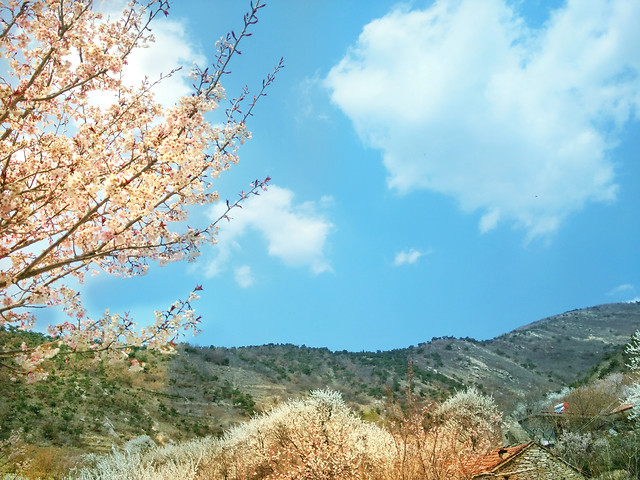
[559, 374, 626, 418]
[200, 389, 396, 480]
[552, 429, 640, 479]
[620, 330, 640, 479]
[0, 0, 280, 381]
[71, 435, 215, 480]
[68, 388, 503, 480]
[1, 432, 80, 480]
[538, 329, 640, 479]
[552, 431, 608, 476]
[3, 308, 640, 477]
[0, 332, 259, 463]
[627, 330, 640, 373]
[0, 430, 32, 478]
[385, 383, 502, 480]
[625, 330, 640, 426]
[435, 386, 502, 450]
[70, 390, 396, 480]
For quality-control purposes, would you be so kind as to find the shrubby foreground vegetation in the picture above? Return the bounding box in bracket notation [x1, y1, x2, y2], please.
[71, 330, 640, 480]
[69, 387, 501, 480]
[522, 373, 640, 478]
[65, 379, 640, 480]
[64, 363, 640, 480]
[1, 324, 639, 479]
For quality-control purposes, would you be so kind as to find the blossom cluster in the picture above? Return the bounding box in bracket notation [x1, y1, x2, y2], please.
[0, 0, 279, 379]
[626, 330, 640, 426]
[626, 330, 640, 373]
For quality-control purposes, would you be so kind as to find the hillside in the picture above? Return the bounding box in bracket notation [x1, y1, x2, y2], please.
[197, 302, 639, 410]
[1, 301, 639, 471]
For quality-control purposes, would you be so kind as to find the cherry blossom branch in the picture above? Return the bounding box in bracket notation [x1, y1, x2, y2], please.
[1, 0, 281, 380]
[0, 284, 204, 381]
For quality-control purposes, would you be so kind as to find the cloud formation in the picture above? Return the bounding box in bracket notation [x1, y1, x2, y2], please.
[393, 248, 430, 267]
[205, 185, 334, 279]
[93, 3, 205, 107]
[234, 265, 255, 288]
[126, 18, 205, 105]
[326, 0, 640, 237]
[607, 283, 635, 297]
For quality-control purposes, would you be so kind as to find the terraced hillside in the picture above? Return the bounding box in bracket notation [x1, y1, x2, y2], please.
[1, 302, 638, 461]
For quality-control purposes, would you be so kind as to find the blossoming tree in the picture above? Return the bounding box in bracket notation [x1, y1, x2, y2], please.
[626, 330, 640, 427]
[0, 0, 281, 381]
[387, 385, 502, 479]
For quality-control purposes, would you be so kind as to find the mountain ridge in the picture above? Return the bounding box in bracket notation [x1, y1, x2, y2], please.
[0, 301, 638, 460]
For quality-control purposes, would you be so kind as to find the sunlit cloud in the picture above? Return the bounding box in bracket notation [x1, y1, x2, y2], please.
[125, 19, 205, 105]
[326, 0, 640, 238]
[205, 185, 334, 277]
[93, 2, 206, 107]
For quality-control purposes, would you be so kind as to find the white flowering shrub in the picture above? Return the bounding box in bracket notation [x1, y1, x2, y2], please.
[385, 387, 502, 479]
[68, 391, 397, 480]
[625, 383, 640, 424]
[435, 386, 502, 453]
[625, 330, 640, 427]
[69, 436, 215, 480]
[67, 389, 505, 480]
[627, 330, 640, 373]
[0, 430, 32, 478]
[200, 389, 397, 479]
[552, 431, 596, 469]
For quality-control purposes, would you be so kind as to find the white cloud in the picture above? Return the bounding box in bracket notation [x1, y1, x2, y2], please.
[325, 0, 640, 238]
[126, 19, 205, 105]
[294, 74, 332, 123]
[607, 283, 635, 297]
[205, 185, 334, 277]
[92, 3, 205, 107]
[393, 248, 431, 267]
[234, 265, 255, 288]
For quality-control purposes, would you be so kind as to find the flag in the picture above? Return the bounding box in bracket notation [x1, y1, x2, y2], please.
[554, 402, 568, 413]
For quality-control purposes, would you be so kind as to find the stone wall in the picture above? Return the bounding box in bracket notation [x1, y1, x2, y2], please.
[476, 443, 585, 480]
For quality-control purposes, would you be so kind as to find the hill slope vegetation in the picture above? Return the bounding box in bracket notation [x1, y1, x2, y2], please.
[0, 302, 638, 474]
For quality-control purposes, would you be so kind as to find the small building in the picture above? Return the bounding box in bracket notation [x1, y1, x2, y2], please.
[519, 400, 636, 446]
[464, 441, 588, 480]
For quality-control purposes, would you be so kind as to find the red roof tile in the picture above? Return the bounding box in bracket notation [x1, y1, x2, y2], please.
[463, 442, 533, 477]
[608, 402, 634, 415]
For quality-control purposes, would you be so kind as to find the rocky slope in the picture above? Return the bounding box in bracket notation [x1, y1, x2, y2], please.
[1, 302, 638, 454]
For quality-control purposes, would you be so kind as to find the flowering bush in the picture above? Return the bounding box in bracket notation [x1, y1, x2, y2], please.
[200, 389, 397, 480]
[627, 330, 640, 373]
[626, 330, 640, 427]
[386, 386, 502, 480]
[68, 389, 503, 480]
[71, 435, 215, 480]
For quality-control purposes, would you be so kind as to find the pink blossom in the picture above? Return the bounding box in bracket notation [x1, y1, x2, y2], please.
[0, 0, 280, 381]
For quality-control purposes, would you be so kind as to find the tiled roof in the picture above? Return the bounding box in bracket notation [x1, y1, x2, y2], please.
[607, 402, 634, 415]
[463, 442, 533, 477]
[538, 401, 635, 416]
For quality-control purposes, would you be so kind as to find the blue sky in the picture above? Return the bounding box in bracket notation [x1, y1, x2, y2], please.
[42, 0, 640, 351]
